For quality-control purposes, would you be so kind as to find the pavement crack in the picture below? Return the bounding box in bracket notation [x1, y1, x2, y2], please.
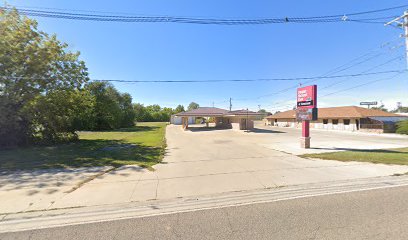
[129, 171, 145, 201]
[154, 173, 160, 200]
[64, 166, 116, 194]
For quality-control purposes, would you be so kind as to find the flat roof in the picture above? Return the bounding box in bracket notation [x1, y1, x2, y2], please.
[175, 107, 263, 117]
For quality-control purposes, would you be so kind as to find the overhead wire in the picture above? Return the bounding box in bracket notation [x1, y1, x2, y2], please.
[1, 4, 407, 24]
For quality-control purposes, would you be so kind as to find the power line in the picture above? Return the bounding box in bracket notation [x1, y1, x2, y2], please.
[1, 4, 407, 25]
[2, 69, 404, 83]
[235, 41, 404, 103]
[320, 71, 405, 98]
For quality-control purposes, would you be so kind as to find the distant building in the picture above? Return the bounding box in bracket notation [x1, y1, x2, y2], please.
[174, 107, 263, 130]
[265, 106, 408, 133]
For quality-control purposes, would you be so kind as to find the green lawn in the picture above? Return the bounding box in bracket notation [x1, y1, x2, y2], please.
[0, 122, 167, 171]
[301, 148, 408, 165]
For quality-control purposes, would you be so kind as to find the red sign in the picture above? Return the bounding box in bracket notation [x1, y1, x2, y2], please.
[297, 85, 317, 109]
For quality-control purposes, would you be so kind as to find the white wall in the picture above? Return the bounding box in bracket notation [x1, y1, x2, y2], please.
[171, 116, 195, 125]
[268, 118, 358, 131]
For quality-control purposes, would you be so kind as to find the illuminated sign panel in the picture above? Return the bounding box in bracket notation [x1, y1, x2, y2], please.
[297, 85, 318, 121]
[297, 85, 317, 109]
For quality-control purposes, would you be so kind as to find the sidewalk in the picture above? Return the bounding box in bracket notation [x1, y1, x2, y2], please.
[1, 125, 408, 215]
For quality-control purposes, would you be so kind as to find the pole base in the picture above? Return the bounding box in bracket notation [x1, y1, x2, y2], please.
[300, 137, 311, 149]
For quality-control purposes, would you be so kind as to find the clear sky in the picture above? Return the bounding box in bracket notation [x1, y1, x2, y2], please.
[6, 0, 408, 112]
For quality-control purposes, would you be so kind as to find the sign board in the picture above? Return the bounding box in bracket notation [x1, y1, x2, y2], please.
[296, 108, 318, 121]
[297, 85, 317, 109]
[360, 101, 377, 106]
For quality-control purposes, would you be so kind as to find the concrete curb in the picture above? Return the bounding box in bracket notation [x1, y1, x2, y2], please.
[1, 175, 408, 233]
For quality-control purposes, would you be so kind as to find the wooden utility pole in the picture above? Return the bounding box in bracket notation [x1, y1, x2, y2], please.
[229, 98, 232, 111]
[385, 10, 408, 68]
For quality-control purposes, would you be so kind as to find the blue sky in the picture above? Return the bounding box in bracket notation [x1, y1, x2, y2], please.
[6, 0, 408, 112]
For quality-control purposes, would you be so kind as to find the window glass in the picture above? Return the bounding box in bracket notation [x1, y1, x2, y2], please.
[332, 119, 339, 125]
[323, 119, 328, 124]
[344, 119, 350, 125]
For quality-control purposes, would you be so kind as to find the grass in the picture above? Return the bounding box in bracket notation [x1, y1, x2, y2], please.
[301, 148, 408, 165]
[0, 122, 167, 171]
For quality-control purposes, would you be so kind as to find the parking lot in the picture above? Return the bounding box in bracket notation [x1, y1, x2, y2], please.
[2, 123, 408, 214]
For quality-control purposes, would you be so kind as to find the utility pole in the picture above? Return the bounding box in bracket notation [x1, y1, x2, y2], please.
[385, 10, 408, 68]
[229, 97, 232, 111]
[246, 108, 249, 133]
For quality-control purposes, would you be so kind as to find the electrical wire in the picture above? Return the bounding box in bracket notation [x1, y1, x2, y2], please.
[1, 4, 406, 24]
[2, 69, 404, 83]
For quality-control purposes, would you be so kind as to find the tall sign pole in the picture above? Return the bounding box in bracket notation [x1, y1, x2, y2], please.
[296, 85, 318, 149]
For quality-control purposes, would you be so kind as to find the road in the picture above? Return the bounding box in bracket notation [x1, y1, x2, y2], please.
[2, 185, 408, 240]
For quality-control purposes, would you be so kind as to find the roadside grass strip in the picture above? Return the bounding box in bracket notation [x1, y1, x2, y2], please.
[301, 148, 408, 165]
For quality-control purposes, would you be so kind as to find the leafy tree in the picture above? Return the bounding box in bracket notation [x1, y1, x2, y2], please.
[174, 105, 185, 113]
[119, 93, 136, 127]
[396, 120, 408, 135]
[187, 102, 200, 111]
[371, 105, 388, 112]
[392, 106, 408, 113]
[133, 103, 151, 122]
[0, 8, 89, 146]
[257, 109, 271, 118]
[83, 81, 135, 130]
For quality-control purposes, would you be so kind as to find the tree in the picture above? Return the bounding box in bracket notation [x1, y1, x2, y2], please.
[396, 120, 408, 135]
[258, 109, 271, 118]
[119, 93, 136, 127]
[174, 105, 185, 113]
[392, 106, 408, 113]
[371, 105, 388, 112]
[82, 81, 135, 130]
[187, 102, 200, 111]
[0, 8, 89, 146]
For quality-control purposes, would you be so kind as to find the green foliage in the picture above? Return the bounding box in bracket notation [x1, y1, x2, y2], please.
[396, 120, 408, 135]
[371, 105, 388, 112]
[133, 104, 175, 122]
[0, 8, 89, 147]
[174, 104, 185, 113]
[75, 81, 135, 130]
[391, 106, 408, 113]
[187, 102, 199, 111]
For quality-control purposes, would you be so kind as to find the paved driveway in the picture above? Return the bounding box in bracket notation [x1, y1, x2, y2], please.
[2, 124, 408, 214]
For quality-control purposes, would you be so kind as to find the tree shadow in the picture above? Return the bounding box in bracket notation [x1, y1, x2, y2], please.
[187, 127, 232, 132]
[0, 139, 163, 172]
[0, 139, 159, 194]
[98, 125, 159, 132]
[249, 128, 286, 134]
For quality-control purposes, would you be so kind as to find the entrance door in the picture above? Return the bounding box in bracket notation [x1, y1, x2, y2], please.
[356, 119, 360, 130]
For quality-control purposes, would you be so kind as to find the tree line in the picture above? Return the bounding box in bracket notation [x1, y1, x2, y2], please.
[0, 8, 199, 147]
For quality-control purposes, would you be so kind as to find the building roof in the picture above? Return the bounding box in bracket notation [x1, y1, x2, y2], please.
[226, 109, 264, 116]
[266, 106, 402, 119]
[175, 107, 262, 117]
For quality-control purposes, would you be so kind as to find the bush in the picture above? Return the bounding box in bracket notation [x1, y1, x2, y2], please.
[396, 120, 408, 135]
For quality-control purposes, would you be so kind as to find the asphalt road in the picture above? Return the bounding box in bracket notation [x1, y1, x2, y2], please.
[2, 185, 408, 240]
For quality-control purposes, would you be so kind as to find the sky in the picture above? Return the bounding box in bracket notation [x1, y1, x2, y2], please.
[5, 0, 408, 112]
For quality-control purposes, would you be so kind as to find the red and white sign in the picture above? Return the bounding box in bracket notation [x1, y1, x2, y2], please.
[297, 85, 317, 109]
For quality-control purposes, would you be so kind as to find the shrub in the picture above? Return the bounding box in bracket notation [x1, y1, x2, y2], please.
[396, 120, 408, 135]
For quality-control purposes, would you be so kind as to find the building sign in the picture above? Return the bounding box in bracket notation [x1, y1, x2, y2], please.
[360, 101, 377, 106]
[297, 85, 317, 109]
[296, 108, 318, 121]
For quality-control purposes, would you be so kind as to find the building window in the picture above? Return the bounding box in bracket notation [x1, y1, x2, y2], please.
[344, 119, 350, 125]
[332, 119, 339, 125]
[323, 119, 328, 124]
